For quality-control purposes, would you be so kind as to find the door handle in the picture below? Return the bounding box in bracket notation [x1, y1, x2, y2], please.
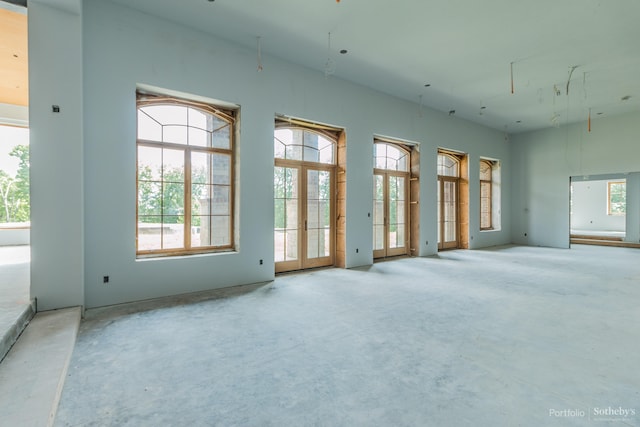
[304, 220, 308, 231]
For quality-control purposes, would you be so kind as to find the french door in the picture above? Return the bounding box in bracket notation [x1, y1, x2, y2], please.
[373, 171, 409, 258]
[274, 163, 334, 273]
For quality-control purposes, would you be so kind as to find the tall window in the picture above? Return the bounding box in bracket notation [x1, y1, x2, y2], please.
[608, 181, 626, 215]
[136, 93, 235, 256]
[479, 160, 493, 230]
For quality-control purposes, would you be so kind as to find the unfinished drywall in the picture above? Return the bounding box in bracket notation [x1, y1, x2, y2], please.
[31, 0, 511, 309]
[512, 111, 640, 248]
[28, 0, 84, 310]
[571, 179, 625, 233]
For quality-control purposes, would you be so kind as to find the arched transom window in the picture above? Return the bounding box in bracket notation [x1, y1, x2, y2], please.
[374, 142, 409, 171]
[274, 127, 335, 164]
[437, 153, 459, 177]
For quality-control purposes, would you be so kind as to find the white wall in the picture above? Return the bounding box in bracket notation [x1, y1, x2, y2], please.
[30, 0, 511, 309]
[511, 111, 640, 248]
[571, 179, 625, 232]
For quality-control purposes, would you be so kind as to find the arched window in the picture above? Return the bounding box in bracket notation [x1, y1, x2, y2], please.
[136, 93, 235, 256]
[480, 160, 493, 230]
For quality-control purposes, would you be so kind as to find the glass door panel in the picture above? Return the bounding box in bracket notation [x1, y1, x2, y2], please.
[274, 166, 301, 272]
[438, 177, 459, 250]
[387, 174, 407, 256]
[373, 174, 385, 258]
[305, 168, 333, 266]
[373, 172, 408, 258]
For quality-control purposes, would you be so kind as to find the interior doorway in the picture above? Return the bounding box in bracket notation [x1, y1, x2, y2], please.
[274, 122, 340, 273]
[570, 175, 627, 246]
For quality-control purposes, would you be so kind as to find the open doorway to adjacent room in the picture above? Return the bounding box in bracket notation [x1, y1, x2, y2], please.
[0, 0, 32, 362]
[569, 174, 636, 247]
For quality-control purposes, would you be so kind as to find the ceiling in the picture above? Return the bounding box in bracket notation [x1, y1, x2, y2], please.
[0, 4, 27, 107]
[20, 0, 640, 133]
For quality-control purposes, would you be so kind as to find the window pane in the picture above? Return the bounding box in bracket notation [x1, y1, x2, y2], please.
[212, 216, 230, 246]
[188, 108, 207, 129]
[162, 182, 184, 216]
[212, 123, 231, 149]
[163, 148, 184, 183]
[140, 105, 187, 126]
[137, 216, 162, 251]
[138, 146, 162, 181]
[162, 218, 184, 249]
[163, 125, 188, 145]
[191, 215, 211, 247]
[138, 181, 162, 216]
[212, 185, 230, 215]
[212, 154, 231, 184]
[137, 110, 162, 141]
[191, 152, 210, 185]
[188, 127, 208, 147]
[191, 183, 210, 215]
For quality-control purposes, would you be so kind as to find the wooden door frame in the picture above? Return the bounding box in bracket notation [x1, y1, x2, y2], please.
[275, 159, 336, 273]
[373, 169, 410, 259]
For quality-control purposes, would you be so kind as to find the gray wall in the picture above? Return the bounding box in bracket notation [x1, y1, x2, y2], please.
[30, 0, 512, 309]
[29, 0, 84, 311]
[511, 111, 640, 248]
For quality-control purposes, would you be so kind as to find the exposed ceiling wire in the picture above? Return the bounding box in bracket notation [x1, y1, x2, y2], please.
[566, 65, 579, 95]
[324, 32, 336, 78]
[256, 36, 263, 72]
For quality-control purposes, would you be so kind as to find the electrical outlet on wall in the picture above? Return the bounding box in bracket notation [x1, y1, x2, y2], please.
[101, 275, 110, 285]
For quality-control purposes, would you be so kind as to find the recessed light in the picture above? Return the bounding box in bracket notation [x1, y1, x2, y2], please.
[339, 49, 347, 54]
[424, 84, 431, 88]
[480, 106, 486, 110]
[621, 95, 631, 101]
[597, 112, 603, 115]
[516, 120, 522, 123]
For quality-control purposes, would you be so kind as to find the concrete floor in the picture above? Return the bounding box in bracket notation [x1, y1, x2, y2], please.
[0, 245, 32, 362]
[55, 245, 639, 426]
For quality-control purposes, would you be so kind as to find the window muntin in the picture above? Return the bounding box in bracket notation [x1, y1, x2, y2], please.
[136, 96, 234, 256]
[374, 142, 409, 172]
[480, 160, 493, 230]
[607, 181, 626, 216]
[274, 127, 334, 164]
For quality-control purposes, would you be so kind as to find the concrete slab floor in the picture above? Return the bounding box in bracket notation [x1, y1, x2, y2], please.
[55, 245, 639, 426]
[0, 245, 32, 362]
[0, 307, 81, 427]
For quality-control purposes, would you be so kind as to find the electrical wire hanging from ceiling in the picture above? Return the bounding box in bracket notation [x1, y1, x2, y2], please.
[256, 36, 263, 72]
[324, 32, 336, 78]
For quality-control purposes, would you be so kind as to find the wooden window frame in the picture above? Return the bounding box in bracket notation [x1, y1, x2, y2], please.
[136, 93, 236, 258]
[479, 160, 493, 230]
[607, 181, 626, 216]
